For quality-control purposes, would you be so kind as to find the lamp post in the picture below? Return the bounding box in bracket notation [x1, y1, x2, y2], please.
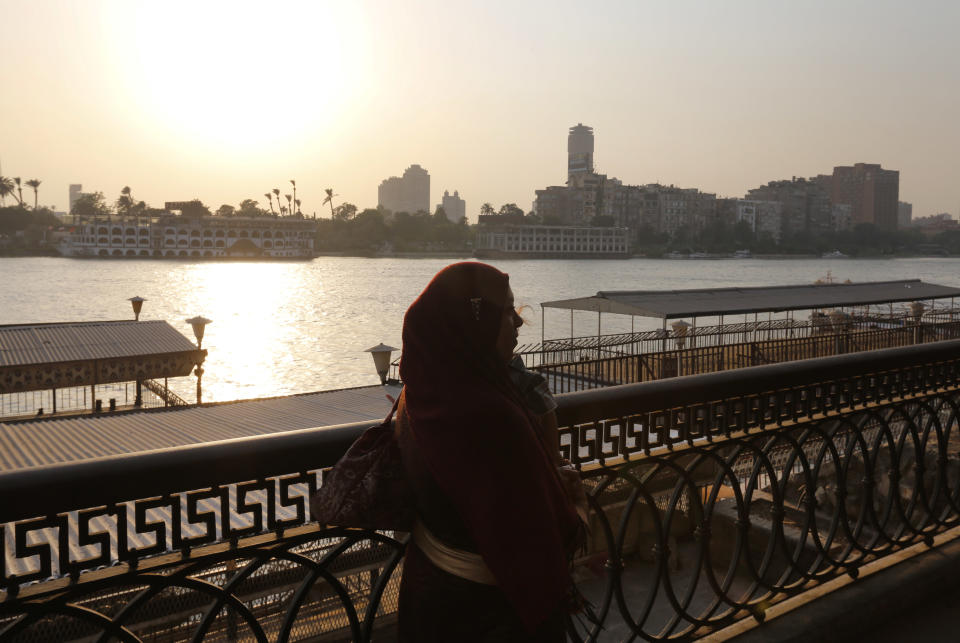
[910, 302, 925, 345]
[129, 296, 148, 405]
[129, 296, 146, 321]
[185, 316, 212, 404]
[670, 320, 691, 350]
[365, 343, 398, 385]
[670, 320, 691, 377]
[910, 301, 925, 323]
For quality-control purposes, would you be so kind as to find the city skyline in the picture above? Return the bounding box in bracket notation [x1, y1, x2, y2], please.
[1, 0, 958, 220]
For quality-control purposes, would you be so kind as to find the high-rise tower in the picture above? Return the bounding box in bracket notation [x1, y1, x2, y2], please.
[378, 164, 430, 214]
[69, 184, 83, 213]
[567, 123, 594, 180]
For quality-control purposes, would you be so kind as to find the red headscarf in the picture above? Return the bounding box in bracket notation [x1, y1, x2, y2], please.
[399, 262, 579, 632]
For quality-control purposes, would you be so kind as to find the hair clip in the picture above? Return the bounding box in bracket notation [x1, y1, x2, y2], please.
[470, 297, 482, 321]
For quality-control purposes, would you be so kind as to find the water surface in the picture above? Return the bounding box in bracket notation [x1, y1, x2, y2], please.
[3, 256, 958, 402]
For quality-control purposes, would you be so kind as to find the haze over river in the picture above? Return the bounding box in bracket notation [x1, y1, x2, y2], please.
[3, 256, 959, 404]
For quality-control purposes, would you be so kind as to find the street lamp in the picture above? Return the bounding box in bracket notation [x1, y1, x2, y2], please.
[671, 320, 691, 350]
[185, 316, 212, 349]
[365, 343, 398, 385]
[129, 296, 146, 321]
[185, 316, 212, 404]
[910, 301, 925, 323]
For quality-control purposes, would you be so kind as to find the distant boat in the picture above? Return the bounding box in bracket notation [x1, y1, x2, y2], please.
[822, 250, 849, 259]
[733, 249, 752, 258]
[688, 251, 710, 259]
[665, 251, 687, 259]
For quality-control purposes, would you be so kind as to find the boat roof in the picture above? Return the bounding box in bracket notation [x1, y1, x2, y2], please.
[0, 320, 199, 367]
[0, 320, 206, 393]
[0, 384, 400, 471]
[541, 279, 960, 320]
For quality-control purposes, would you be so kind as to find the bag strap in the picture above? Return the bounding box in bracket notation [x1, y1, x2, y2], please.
[382, 390, 402, 425]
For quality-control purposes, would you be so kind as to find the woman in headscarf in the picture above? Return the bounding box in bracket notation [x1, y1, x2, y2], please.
[396, 262, 581, 642]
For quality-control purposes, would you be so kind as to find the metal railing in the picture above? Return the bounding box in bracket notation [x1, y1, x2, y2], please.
[516, 307, 960, 366]
[530, 320, 960, 391]
[388, 313, 960, 382]
[0, 381, 182, 421]
[142, 378, 191, 407]
[2, 341, 960, 641]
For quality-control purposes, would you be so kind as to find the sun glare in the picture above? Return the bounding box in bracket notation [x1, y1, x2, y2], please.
[174, 262, 311, 402]
[112, 1, 362, 154]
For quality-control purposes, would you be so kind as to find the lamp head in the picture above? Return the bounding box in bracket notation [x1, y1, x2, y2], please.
[128, 296, 146, 321]
[185, 316, 212, 348]
[365, 343, 398, 385]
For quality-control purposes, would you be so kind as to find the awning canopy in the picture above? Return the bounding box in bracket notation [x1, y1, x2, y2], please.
[541, 280, 960, 320]
[0, 320, 206, 393]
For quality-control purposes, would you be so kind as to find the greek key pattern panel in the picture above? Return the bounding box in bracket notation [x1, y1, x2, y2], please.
[559, 360, 960, 466]
[1, 471, 323, 593]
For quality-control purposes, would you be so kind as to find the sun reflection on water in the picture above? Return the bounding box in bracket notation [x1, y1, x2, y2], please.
[172, 262, 320, 403]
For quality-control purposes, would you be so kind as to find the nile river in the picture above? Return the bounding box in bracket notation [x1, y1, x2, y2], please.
[2, 256, 959, 403]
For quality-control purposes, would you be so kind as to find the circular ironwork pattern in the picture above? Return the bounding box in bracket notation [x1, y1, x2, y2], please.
[566, 392, 960, 641]
[0, 528, 406, 643]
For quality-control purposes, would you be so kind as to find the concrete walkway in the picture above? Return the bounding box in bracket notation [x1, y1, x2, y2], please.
[707, 528, 960, 642]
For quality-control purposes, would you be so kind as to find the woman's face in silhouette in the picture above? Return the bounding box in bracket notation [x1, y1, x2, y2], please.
[495, 287, 523, 363]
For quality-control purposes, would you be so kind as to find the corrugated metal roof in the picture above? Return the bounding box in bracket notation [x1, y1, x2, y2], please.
[541, 280, 960, 319]
[0, 384, 399, 471]
[0, 320, 199, 367]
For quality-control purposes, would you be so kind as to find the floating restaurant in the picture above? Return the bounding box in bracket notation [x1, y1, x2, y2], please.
[58, 210, 318, 259]
[513, 279, 960, 391]
[0, 319, 205, 419]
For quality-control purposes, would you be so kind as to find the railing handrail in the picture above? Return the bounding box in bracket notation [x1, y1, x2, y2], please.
[0, 421, 374, 524]
[4, 339, 960, 526]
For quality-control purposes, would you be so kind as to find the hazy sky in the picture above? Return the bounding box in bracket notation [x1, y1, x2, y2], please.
[2, 0, 958, 220]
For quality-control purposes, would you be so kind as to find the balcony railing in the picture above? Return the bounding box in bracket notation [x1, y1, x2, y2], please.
[2, 340, 960, 641]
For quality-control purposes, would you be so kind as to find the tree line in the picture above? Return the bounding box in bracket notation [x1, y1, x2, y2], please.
[315, 204, 471, 253]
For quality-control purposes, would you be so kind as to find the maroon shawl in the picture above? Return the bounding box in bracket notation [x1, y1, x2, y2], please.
[399, 262, 579, 632]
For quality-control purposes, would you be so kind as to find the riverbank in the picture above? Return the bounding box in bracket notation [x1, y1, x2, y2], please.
[314, 250, 473, 259]
[0, 247, 60, 257]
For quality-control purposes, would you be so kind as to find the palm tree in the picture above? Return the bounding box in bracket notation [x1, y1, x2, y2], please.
[14, 177, 23, 208]
[0, 176, 15, 206]
[265, 192, 275, 215]
[480, 202, 495, 217]
[295, 198, 301, 217]
[272, 188, 281, 217]
[284, 194, 292, 217]
[322, 188, 338, 217]
[117, 186, 134, 218]
[290, 179, 297, 216]
[25, 179, 41, 210]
